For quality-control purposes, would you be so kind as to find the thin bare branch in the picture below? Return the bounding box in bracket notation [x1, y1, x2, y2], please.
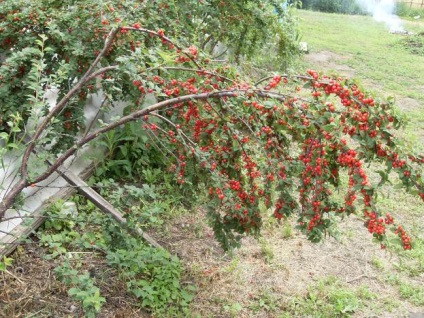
[162, 66, 236, 84]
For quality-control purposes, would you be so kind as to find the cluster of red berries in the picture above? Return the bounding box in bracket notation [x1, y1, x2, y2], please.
[364, 211, 386, 236]
[264, 75, 282, 90]
[394, 225, 411, 250]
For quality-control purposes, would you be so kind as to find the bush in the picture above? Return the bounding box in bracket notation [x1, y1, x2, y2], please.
[301, 0, 366, 14]
[395, 3, 424, 18]
[1, 0, 423, 253]
[310, 0, 341, 12]
[0, 0, 300, 142]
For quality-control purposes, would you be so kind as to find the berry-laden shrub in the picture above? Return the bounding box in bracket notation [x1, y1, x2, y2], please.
[0, 0, 299, 143]
[0, 0, 422, 252]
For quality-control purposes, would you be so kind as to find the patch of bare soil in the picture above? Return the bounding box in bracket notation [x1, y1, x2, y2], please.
[396, 97, 423, 112]
[303, 51, 356, 78]
[152, 211, 424, 318]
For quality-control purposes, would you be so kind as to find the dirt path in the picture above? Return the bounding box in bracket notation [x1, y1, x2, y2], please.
[303, 50, 356, 78]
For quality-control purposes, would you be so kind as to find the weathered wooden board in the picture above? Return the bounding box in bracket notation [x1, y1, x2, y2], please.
[0, 164, 95, 257]
[0, 90, 161, 257]
[56, 166, 162, 249]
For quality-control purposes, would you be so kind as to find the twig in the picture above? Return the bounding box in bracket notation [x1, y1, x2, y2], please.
[4, 269, 25, 285]
[346, 274, 376, 283]
[161, 66, 235, 84]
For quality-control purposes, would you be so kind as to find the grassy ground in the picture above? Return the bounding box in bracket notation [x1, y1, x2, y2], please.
[1, 10, 424, 318]
[297, 11, 424, 97]
[297, 9, 424, 147]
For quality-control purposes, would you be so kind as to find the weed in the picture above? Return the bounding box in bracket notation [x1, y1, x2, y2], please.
[105, 238, 194, 315]
[387, 236, 424, 277]
[248, 289, 279, 313]
[0, 256, 13, 272]
[281, 276, 373, 317]
[222, 302, 242, 317]
[223, 256, 239, 274]
[54, 259, 105, 318]
[259, 237, 275, 264]
[398, 282, 424, 306]
[281, 221, 293, 239]
[356, 285, 377, 301]
[33, 194, 195, 316]
[42, 199, 77, 231]
[370, 257, 385, 270]
[386, 274, 424, 306]
[396, 33, 424, 56]
[93, 174, 191, 230]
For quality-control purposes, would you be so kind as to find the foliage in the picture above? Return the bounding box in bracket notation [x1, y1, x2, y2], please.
[54, 260, 106, 318]
[386, 274, 424, 306]
[0, 256, 13, 272]
[92, 173, 193, 229]
[395, 238, 424, 276]
[94, 119, 165, 179]
[305, 0, 341, 12]
[395, 3, 424, 18]
[248, 290, 279, 313]
[300, 0, 365, 14]
[106, 238, 194, 314]
[36, 196, 194, 315]
[222, 301, 243, 317]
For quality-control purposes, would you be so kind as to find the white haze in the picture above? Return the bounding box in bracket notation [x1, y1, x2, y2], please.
[355, 0, 404, 32]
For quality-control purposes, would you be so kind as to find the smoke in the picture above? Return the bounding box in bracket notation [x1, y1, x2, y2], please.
[355, 0, 404, 32]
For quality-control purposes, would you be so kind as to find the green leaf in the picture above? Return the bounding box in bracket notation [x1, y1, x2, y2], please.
[322, 123, 336, 132]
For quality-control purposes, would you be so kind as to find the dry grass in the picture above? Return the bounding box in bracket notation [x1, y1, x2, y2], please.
[0, 238, 148, 318]
[0, 204, 423, 317]
[152, 210, 423, 317]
